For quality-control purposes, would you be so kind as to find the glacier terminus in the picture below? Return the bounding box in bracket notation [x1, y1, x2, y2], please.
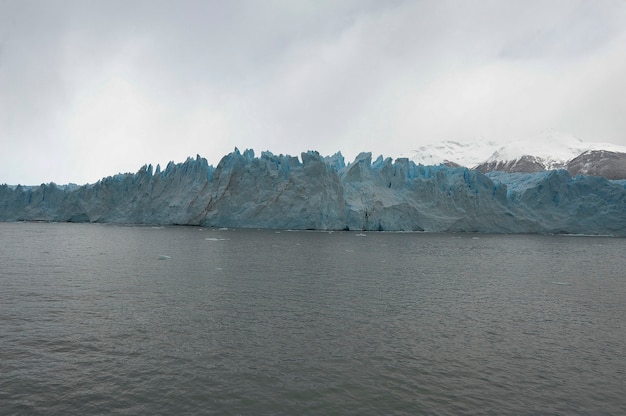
[1, 148, 626, 236]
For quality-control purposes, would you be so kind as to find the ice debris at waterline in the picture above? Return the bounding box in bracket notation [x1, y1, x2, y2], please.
[1, 149, 626, 236]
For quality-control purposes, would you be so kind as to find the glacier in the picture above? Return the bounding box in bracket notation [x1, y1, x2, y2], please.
[1, 148, 625, 236]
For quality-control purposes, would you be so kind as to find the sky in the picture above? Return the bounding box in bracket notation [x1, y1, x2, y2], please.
[2, 0, 626, 185]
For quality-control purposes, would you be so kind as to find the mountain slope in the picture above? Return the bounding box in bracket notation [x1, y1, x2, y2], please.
[566, 150, 626, 180]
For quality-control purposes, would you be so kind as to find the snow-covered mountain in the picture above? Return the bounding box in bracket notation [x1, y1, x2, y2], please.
[404, 130, 626, 179]
[402, 138, 498, 168]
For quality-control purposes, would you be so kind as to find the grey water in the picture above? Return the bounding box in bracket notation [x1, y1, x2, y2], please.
[1, 223, 625, 415]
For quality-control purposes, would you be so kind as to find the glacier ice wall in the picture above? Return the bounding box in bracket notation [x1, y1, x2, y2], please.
[1, 149, 625, 236]
[0, 155, 214, 225]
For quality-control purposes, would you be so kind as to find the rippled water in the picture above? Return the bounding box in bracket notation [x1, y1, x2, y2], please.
[1, 222, 625, 415]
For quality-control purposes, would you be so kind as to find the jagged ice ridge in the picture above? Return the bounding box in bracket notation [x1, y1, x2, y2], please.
[1, 148, 626, 236]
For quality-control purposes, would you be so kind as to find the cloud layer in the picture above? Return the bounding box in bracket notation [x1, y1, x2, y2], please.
[2, 0, 626, 185]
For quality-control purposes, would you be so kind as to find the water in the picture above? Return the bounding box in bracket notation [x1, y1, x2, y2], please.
[1, 222, 625, 415]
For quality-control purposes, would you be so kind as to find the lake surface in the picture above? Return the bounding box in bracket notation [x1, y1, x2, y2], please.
[1, 222, 625, 415]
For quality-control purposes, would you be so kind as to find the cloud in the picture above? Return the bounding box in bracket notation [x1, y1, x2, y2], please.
[221, 0, 626, 160]
[2, 0, 626, 184]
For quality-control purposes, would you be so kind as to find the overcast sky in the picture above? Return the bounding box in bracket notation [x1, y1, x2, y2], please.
[2, 0, 626, 185]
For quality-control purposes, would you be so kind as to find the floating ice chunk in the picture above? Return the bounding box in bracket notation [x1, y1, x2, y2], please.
[205, 237, 226, 241]
[355, 233, 366, 237]
[158, 255, 171, 260]
[551, 282, 571, 286]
